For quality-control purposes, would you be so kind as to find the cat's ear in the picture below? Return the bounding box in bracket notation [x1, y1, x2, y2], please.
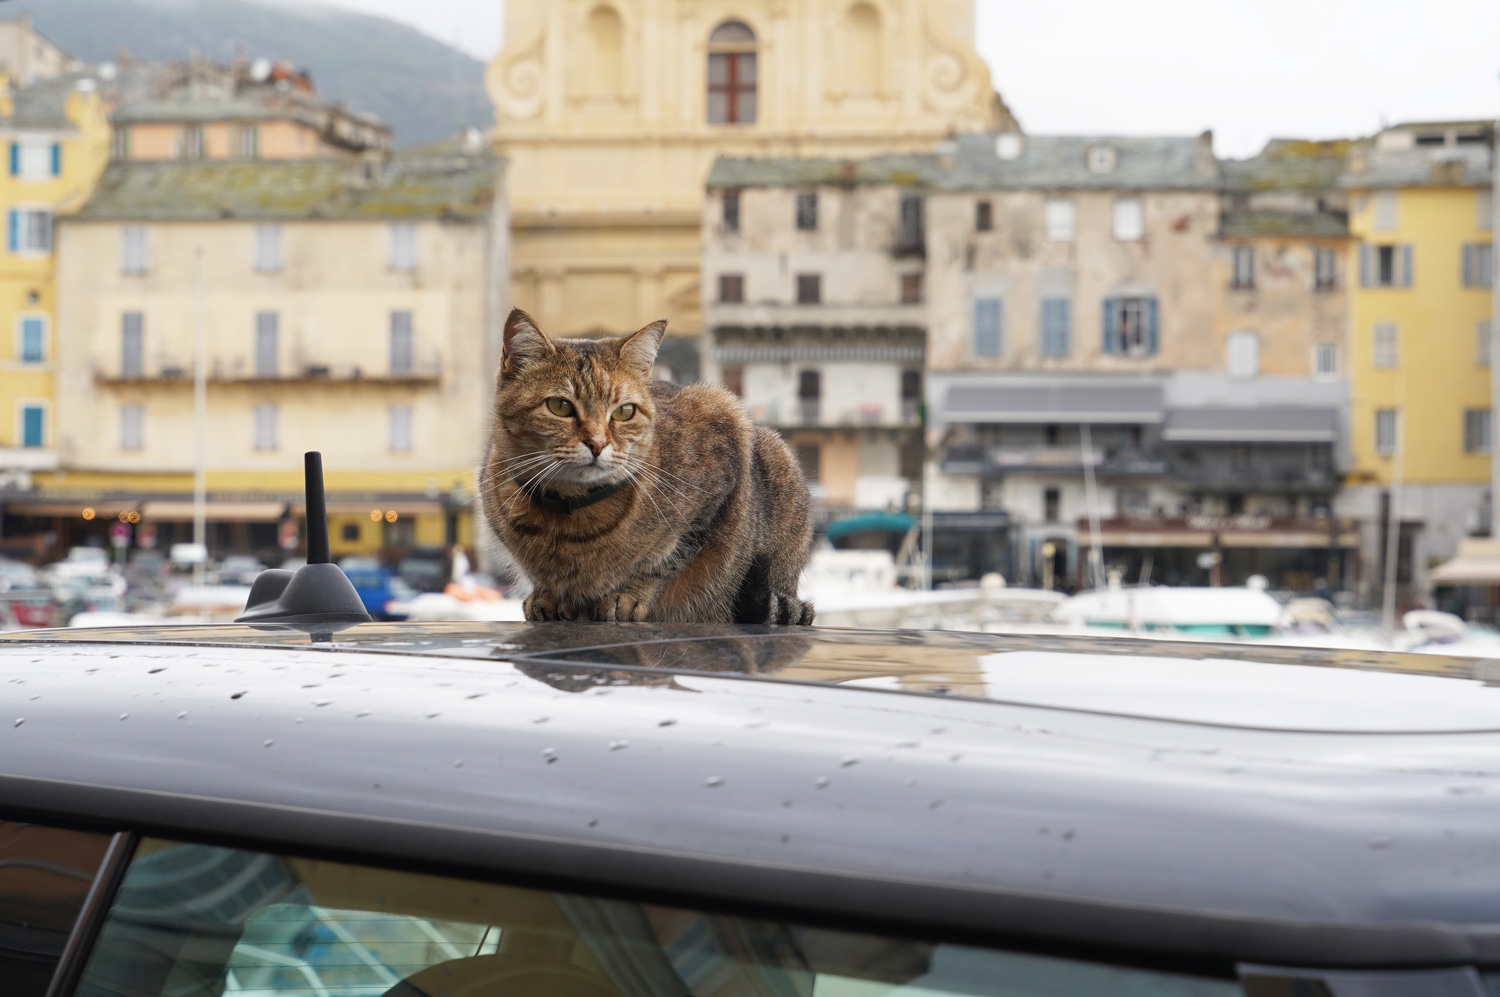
[619, 319, 667, 376]
[501, 309, 555, 378]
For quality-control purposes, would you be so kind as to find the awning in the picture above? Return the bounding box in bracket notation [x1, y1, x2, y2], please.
[4, 499, 140, 517]
[290, 500, 446, 517]
[1430, 539, 1500, 585]
[942, 381, 1164, 424]
[140, 500, 287, 522]
[1162, 407, 1339, 443]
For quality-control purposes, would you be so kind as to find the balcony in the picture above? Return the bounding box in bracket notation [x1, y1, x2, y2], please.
[95, 357, 443, 386]
[754, 399, 922, 430]
[941, 444, 1167, 476]
[707, 301, 927, 338]
[1168, 464, 1339, 493]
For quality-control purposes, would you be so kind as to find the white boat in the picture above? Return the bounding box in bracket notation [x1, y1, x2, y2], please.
[1053, 585, 1286, 640]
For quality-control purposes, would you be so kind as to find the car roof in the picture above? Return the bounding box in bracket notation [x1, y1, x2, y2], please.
[3, 622, 1499, 967]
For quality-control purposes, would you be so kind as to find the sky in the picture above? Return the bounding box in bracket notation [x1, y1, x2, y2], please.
[311, 0, 1500, 159]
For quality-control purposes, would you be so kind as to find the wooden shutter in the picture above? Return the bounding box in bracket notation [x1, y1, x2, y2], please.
[1399, 244, 1413, 287]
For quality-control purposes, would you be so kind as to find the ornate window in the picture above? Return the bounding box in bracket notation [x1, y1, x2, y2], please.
[708, 21, 757, 125]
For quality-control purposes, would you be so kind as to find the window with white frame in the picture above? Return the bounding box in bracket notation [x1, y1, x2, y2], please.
[1102, 296, 1158, 355]
[1226, 330, 1260, 378]
[389, 222, 417, 271]
[1044, 198, 1075, 241]
[1112, 198, 1143, 241]
[1231, 245, 1255, 288]
[1464, 408, 1491, 455]
[253, 403, 278, 451]
[255, 224, 282, 273]
[1373, 322, 1398, 369]
[121, 226, 148, 274]
[1314, 246, 1338, 290]
[11, 138, 57, 180]
[1375, 408, 1398, 455]
[389, 405, 413, 452]
[1314, 341, 1339, 380]
[17, 315, 44, 363]
[1373, 190, 1398, 231]
[1480, 320, 1494, 369]
[120, 403, 143, 451]
[1461, 243, 1493, 288]
[7, 208, 51, 253]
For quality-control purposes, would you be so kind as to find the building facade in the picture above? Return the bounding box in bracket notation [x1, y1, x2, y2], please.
[0, 16, 71, 86]
[36, 151, 506, 562]
[0, 73, 111, 498]
[488, 0, 1009, 380]
[1338, 120, 1495, 602]
[702, 157, 929, 515]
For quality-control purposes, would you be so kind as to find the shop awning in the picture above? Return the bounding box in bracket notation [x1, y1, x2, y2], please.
[1430, 539, 1500, 585]
[4, 499, 140, 517]
[942, 381, 1164, 424]
[140, 500, 287, 522]
[825, 511, 915, 540]
[1162, 407, 1339, 443]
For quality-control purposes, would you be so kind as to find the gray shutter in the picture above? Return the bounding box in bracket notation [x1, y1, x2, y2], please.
[1399, 244, 1413, 287]
[255, 312, 278, 376]
[121, 312, 143, 376]
[1101, 298, 1118, 354]
[1463, 244, 1475, 287]
[1145, 297, 1160, 355]
[1359, 244, 1372, 288]
[390, 310, 414, 373]
[973, 298, 1001, 357]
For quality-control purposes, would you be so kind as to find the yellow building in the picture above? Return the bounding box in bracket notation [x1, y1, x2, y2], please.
[1340, 121, 1494, 597]
[488, 0, 1009, 378]
[43, 150, 505, 561]
[0, 73, 110, 502]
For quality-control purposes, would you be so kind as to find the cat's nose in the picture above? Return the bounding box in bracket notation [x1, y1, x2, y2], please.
[585, 438, 606, 457]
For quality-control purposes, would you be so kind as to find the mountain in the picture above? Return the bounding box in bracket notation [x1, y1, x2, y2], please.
[12, 0, 492, 147]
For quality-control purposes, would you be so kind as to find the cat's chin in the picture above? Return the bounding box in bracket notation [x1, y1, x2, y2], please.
[553, 463, 629, 487]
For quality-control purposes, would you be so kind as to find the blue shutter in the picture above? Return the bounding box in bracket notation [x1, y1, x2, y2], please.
[1145, 298, 1160, 355]
[6, 210, 16, 253]
[973, 297, 1001, 357]
[1399, 244, 1413, 287]
[21, 318, 42, 362]
[8, 143, 17, 177]
[1101, 298, 1118, 354]
[21, 406, 43, 447]
[50, 142, 60, 176]
[1041, 298, 1071, 357]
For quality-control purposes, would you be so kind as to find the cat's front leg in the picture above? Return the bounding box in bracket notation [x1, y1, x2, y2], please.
[590, 587, 654, 622]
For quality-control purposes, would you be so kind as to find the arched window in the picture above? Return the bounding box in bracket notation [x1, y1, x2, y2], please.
[842, 2, 882, 93]
[707, 21, 757, 125]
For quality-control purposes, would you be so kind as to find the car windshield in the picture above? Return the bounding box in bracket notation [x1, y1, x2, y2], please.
[76, 838, 1237, 997]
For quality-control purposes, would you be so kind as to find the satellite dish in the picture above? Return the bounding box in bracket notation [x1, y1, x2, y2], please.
[250, 57, 272, 82]
[98, 62, 117, 81]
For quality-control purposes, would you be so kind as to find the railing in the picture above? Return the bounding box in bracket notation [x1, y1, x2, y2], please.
[95, 357, 443, 385]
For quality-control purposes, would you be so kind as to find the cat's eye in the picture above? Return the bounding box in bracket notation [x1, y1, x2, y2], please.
[545, 398, 574, 417]
[612, 403, 636, 422]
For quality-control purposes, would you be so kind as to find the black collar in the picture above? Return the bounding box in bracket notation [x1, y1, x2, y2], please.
[512, 474, 629, 515]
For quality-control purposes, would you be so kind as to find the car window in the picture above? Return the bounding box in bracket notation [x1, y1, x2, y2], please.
[73, 837, 1239, 997]
[0, 819, 114, 996]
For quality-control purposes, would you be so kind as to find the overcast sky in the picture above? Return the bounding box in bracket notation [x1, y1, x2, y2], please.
[314, 0, 1499, 159]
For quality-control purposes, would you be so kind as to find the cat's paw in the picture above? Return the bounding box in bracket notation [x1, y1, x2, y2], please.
[524, 591, 579, 621]
[591, 591, 650, 622]
[769, 591, 814, 626]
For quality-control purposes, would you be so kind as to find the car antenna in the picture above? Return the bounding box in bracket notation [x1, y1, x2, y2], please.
[237, 451, 372, 639]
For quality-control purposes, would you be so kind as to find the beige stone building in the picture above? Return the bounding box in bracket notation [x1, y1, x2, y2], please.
[702, 156, 930, 513]
[49, 151, 505, 560]
[488, 0, 1009, 378]
[0, 16, 71, 86]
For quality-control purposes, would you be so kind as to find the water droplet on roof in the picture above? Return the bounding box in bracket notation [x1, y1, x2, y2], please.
[12, 718, 22, 728]
[356, 711, 371, 718]
[533, 716, 549, 724]
[1061, 829, 1075, 842]
[231, 691, 247, 700]
[453, 760, 464, 768]
[814, 776, 829, 789]
[894, 741, 920, 749]
[1366, 835, 1395, 850]
[148, 668, 166, 674]
[313, 699, 333, 707]
[177, 711, 188, 719]
[1447, 785, 1482, 795]
[263, 740, 274, 748]
[426, 712, 441, 719]
[658, 718, 677, 727]
[930, 727, 946, 735]
[704, 776, 724, 788]
[302, 683, 320, 689]
[609, 740, 629, 751]
[28, 695, 38, 701]
[949, 753, 963, 762]
[588, 819, 598, 827]
[118, 713, 129, 720]
[840, 756, 859, 767]
[927, 799, 943, 810]
[294, 717, 304, 724]
[466, 693, 486, 700]
[542, 747, 556, 757]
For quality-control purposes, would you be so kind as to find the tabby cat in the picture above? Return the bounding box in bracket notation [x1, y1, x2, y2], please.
[481, 309, 815, 625]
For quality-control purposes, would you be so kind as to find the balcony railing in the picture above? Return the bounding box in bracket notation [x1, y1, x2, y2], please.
[754, 399, 922, 429]
[95, 357, 443, 385]
[942, 445, 1167, 476]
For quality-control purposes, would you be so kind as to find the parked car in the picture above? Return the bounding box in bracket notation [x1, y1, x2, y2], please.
[217, 555, 268, 586]
[338, 555, 418, 620]
[1, 622, 1498, 996]
[0, 557, 38, 592]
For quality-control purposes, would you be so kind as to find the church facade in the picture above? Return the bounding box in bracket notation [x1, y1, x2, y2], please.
[486, 0, 1009, 374]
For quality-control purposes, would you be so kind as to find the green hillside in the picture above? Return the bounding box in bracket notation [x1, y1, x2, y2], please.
[13, 0, 492, 147]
